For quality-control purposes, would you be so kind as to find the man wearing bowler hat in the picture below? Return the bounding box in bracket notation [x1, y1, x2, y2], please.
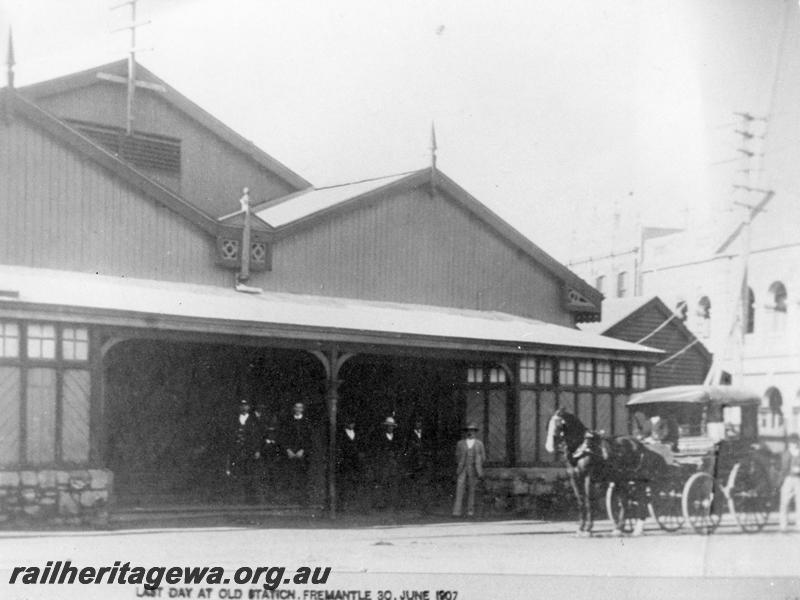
[452, 422, 486, 517]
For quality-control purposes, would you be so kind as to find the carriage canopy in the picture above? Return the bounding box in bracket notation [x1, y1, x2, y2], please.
[627, 385, 761, 408]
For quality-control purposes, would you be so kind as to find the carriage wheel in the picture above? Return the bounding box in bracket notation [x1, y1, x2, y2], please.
[649, 478, 685, 532]
[606, 482, 636, 534]
[726, 457, 772, 533]
[682, 472, 724, 535]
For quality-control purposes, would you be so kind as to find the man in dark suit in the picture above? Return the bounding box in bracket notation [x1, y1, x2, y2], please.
[403, 417, 430, 511]
[336, 416, 363, 511]
[226, 399, 262, 504]
[452, 422, 486, 517]
[373, 416, 402, 511]
[282, 401, 312, 504]
[255, 408, 283, 503]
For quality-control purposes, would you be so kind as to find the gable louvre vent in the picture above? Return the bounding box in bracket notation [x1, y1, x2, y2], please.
[66, 119, 181, 173]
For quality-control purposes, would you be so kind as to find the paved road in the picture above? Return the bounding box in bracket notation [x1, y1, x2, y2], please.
[1, 516, 798, 600]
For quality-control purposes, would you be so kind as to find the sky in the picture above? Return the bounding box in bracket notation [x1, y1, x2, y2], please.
[0, 0, 794, 262]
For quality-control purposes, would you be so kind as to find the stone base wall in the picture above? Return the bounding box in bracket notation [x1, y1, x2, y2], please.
[0, 469, 113, 526]
[482, 467, 573, 516]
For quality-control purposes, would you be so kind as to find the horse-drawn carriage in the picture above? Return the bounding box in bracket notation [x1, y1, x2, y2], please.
[546, 385, 775, 535]
[606, 385, 774, 534]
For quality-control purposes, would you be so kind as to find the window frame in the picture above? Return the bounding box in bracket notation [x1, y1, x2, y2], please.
[630, 365, 648, 390]
[515, 356, 640, 466]
[0, 321, 20, 360]
[616, 271, 628, 298]
[0, 321, 93, 468]
[26, 322, 58, 362]
[464, 363, 512, 466]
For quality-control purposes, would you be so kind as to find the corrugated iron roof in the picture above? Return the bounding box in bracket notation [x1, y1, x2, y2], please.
[628, 385, 761, 407]
[0, 265, 660, 356]
[254, 172, 414, 228]
[578, 296, 656, 334]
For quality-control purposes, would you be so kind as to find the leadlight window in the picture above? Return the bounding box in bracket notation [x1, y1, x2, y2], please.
[558, 359, 575, 386]
[519, 357, 537, 384]
[0, 322, 19, 358]
[27, 324, 56, 360]
[613, 364, 627, 388]
[577, 360, 593, 386]
[467, 367, 483, 383]
[489, 367, 507, 383]
[631, 365, 647, 389]
[539, 359, 553, 384]
[596, 361, 611, 387]
[62, 327, 89, 361]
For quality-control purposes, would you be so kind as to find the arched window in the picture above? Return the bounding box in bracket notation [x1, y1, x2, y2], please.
[675, 299, 688, 323]
[696, 296, 711, 337]
[746, 287, 755, 334]
[764, 386, 783, 429]
[767, 281, 788, 333]
[769, 281, 788, 311]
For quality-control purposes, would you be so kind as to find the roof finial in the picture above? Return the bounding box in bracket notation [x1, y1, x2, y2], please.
[6, 28, 15, 89]
[430, 121, 438, 171]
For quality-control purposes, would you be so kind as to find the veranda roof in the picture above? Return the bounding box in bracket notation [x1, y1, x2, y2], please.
[628, 385, 761, 408]
[0, 265, 661, 358]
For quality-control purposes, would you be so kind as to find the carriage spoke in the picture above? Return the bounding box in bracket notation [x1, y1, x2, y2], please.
[682, 472, 723, 535]
[727, 459, 772, 533]
[650, 480, 685, 532]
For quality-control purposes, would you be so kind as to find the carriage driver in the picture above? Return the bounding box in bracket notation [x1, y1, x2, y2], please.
[638, 416, 680, 468]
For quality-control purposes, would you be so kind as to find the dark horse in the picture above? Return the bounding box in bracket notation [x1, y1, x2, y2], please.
[545, 408, 667, 536]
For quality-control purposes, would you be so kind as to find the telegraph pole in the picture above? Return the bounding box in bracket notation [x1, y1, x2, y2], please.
[730, 111, 770, 384]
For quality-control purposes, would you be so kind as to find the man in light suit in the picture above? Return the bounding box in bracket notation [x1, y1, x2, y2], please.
[452, 422, 486, 518]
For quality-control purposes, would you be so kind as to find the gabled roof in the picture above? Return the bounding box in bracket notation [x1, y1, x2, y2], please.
[579, 295, 712, 362]
[18, 60, 311, 192]
[254, 171, 415, 228]
[3, 89, 220, 237]
[222, 167, 602, 306]
[579, 296, 654, 334]
[0, 264, 660, 359]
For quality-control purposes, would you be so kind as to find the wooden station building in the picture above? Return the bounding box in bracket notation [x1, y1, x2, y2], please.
[0, 56, 660, 522]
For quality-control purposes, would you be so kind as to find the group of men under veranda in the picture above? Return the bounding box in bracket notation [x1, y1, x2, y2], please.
[227, 398, 800, 529]
[226, 399, 486, 516]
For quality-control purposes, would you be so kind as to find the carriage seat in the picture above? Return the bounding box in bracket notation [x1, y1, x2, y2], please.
[643, 440, 679, 466]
